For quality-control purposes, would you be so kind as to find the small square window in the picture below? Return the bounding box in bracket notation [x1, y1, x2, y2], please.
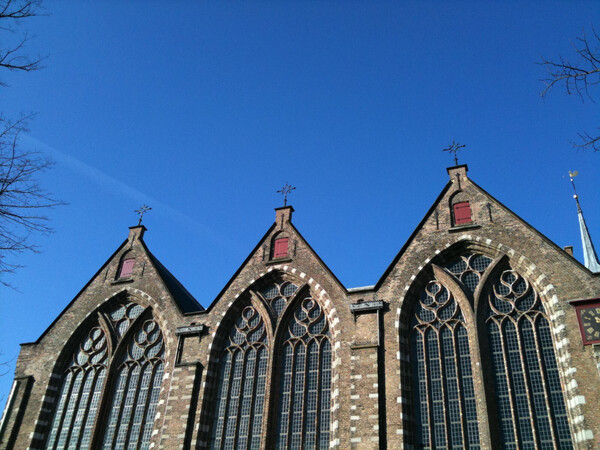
[273, 238, 289, 259]
[453, 202, 472, 225]
[119, 259, 136, 278]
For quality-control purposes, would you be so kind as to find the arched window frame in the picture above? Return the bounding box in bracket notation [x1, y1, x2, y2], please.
[42, 294, 166, 450]
[201, 272, 335, 450]
[206, 294, 273, 450]
[408, 264, 490, 448]
[402, 247, 575, 449]
[268, 285, 332, 449]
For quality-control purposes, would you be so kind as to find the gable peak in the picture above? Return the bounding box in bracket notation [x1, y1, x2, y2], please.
[128, 225, 147, 243]
[275, 205, 294, 228]
[447, 164, 469, 184]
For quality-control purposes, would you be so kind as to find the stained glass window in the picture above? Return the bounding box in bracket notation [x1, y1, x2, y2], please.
[410, 254, 574, 449]
[210, 305, 268, 450]
[261, 281, 298, 318]
[46, 327, 108, 449]
[45, 301, 164, 450]
[101, 319, 165, 449]
[412, 281, 480, 449]
[445, 253, 493, 295]
[486, 269, 573, 449]
[276, 296, 331, 450]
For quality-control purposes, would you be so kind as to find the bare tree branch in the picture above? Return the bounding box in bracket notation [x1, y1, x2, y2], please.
[539, 27, 600, 151]
[0, 0, 61, 287]
[0, 115, 63, 286]
[0, 0, 43, 86]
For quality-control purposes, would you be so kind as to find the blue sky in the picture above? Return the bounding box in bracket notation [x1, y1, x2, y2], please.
[1, 1, 599, 401]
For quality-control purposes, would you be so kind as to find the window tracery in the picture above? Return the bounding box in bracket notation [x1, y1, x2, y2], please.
[46, 327, 108, 449]
[261, 281, 298, 318]
[409, 252, 574, 449]
[486, 270, 572, 449]
[412, 281, 480, 448]
[207, 277, 332, 450]
[102, 319, 165, 449]
[276, 296, 331, 450]
[210, 305, 269, 450]
[45, 299, 164, 450]
[445, 253, 492, 295]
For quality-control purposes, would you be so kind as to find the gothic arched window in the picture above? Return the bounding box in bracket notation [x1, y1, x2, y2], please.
[46, 327, 108, 449]
[408, 252, 573, 449]
[276, 296, 331, 449]
[101, 318, 165, 449]
[206, 276, 333, 449]
[45, 300, 164, 450]
[486, 269, 572, 448]
[412, 281, 480, 448]
[210, 305, 269, 450]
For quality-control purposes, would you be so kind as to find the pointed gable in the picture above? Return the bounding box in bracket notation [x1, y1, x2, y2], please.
[31, 225, 201, 344]
[376, 164, 596, 290]
[202, 204, 347, 314]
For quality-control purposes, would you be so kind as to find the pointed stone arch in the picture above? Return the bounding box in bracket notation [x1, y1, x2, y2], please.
[200, 287, 272, 449]
[200, 266, 342, 449]
[395, 235, 593, 447]
[37, 289, 168, 449]
[269, 286, 333, 449]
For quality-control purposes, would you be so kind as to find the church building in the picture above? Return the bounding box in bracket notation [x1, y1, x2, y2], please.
[2, 164, 600, 449]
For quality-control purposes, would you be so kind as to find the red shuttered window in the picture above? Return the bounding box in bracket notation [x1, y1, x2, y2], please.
[273, 238, 289, 259]
[119, 258, 135, 278]
[453, 202, 472, 225]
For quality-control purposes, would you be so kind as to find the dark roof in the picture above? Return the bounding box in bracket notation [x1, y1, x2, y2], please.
[147, 250, 204, 314]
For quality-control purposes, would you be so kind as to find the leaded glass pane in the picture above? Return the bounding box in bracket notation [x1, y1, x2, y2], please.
[444, 253, 492, 296]
[101, 319, 165, 450]
[276, 297, 331, 449]
[486, 269, 573, 449]
[109, 302, 145, 339]
[261, 281, 299, 319]
[411, 280, 479, 449]
[210, 305, 268, 450]
[46, 326, 108, 450]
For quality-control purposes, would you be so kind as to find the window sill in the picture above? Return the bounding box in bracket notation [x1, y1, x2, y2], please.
[111, 278, 134, 285]
[265, 257, 293, 266]
[448, 223, 480, 233]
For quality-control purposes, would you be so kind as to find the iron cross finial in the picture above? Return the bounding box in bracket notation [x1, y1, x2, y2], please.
[135, 205, 152, 226]
[443, 141, 466, 166]
[277, 183, 296, 207]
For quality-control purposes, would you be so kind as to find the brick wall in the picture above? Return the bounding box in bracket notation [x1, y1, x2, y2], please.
[2, 167, 600, 449]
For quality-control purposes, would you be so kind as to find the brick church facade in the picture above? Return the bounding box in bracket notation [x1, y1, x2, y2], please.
[2, 164, 600, 449]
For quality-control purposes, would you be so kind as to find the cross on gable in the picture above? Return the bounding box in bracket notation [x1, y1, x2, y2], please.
[276, 183, 296, 207]
[443, 141, 466, 166]
[135, 205, 152, 226]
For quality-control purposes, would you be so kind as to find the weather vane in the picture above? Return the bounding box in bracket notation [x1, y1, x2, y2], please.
[568, 170, 579, 196]
[568, 170, 582, 211]
[443, 141, 466, 166]
[135, 205, 152, 226]
[277, 183, 296, 206]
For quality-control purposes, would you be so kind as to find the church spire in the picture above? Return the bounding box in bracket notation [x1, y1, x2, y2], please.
[569, 171, 600, 273]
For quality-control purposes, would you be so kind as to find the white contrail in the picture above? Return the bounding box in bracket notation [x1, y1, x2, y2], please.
[21, 135, 239, 250]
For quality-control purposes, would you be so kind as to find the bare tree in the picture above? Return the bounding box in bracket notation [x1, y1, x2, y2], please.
[0, 115, 59, 283]
[539, 27, 600, 151]
[0, 0, 59, 285]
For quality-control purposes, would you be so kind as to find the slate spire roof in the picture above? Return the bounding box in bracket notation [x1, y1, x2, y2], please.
[574, 194, 600, 273]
